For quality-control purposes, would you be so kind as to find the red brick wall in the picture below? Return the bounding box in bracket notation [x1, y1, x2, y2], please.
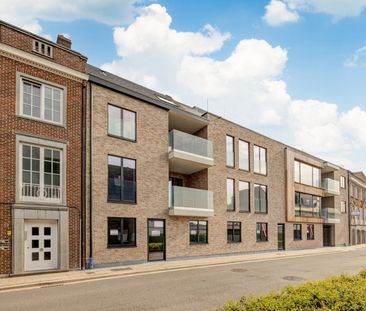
[0, 24, 86, 72]
[0, 37, 85, 273]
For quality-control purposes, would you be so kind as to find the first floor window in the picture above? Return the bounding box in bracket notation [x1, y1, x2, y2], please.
[341, 201, 347, 213]
[295, 192, 321, 218]
[189, 221, 208, 244]
[255, 184, 267, 213]
[21, 143, 62, 201]
[21, 78, 63, 124]
[108, 155, 136, 203]
[227, 178, 235, 211]
[107, 217, 136, 247]
[239, 181, 250, 212]
[227, 222, 241, 243]
[293, 224, 302, 240]
[307, 224, 315, 240]
[256, 223, 268, 242]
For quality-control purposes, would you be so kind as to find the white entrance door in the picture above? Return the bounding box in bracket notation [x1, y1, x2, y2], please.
[25, 220, 58, 271]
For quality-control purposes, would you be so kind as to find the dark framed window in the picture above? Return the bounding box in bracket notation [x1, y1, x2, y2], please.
[108, 155, 136, 203]
[293, 224, 302, 240]
[256, 223, 268, 242]
[254, 145, 267, 175]
[307, 224, 314, 240]
[226, 135, 235, 167]
[108, 104, 136, 141]
[239, 181, 250, 212]
[227, 178, 235, 211]
[294, 160, 321, 188]
[227, 221, 241, 243]
[340, 176, 346, 189]
[254, 184, 267, 213]
[107, 217, 136, 247]
[189, 221, 208, 244]
[239, 140, 249, 171]
[295, 192, 321, 218]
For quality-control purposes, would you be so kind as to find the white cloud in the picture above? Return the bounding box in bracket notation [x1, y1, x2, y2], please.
[263, 0, 300, 26]
[0, 0, 137, 35]
[344, 46, 366, 67]
[102, 4, 366, 171]
[286, 0, 366, 19]
[264, 0, 366, 26]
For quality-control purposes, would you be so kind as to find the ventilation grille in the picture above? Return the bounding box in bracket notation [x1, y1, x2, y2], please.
[33, 40, 53, 58]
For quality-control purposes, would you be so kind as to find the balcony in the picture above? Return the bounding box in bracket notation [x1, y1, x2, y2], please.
[21, 183, 62, 203]
[322, 178, 340, 196]
[169, 185, 214, 217]
[169, 129, 214, 175]
[321, 208, 341, 224]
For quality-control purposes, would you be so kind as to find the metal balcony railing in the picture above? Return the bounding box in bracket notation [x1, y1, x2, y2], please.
[21, 183, 61, 201]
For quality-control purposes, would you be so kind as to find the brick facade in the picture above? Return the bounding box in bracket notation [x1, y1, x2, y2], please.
[0, 20, 360, 273]
[0, 22, 86, 274]
[349, 172, 366, 245]
[86, 80, 351, 267]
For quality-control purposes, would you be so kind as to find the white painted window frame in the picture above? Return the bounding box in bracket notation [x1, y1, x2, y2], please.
[17, 73, 66, 127]
[16, 135, 67, 205]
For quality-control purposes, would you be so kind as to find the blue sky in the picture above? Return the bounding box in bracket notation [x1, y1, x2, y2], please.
[40, 0, 366, 109]
[1, 0, 366, 170]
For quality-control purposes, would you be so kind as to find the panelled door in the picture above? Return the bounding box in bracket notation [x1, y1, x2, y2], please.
[25, 220, 58, 271]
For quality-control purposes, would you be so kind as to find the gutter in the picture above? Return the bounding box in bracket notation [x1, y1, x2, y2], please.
[348, 170, 351, 245]
[89, 83, 94, 268]
[81, 80, 87, 269]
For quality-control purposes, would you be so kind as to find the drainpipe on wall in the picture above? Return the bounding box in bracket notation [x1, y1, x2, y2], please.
[81, 80, 87, 269]
[348, 170, 351, 246]
[89, 83, 94, 269]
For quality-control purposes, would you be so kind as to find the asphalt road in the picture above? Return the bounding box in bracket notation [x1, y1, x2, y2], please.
[1, 248, 366, 311]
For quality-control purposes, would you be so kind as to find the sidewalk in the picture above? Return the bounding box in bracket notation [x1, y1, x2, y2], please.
[1, 245, 364, 292]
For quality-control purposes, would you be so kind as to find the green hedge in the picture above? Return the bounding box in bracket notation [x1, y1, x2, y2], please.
[219, 269, 366, 311]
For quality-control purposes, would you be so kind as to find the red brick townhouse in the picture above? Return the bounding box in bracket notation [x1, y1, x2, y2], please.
[0, 20, 88, 275]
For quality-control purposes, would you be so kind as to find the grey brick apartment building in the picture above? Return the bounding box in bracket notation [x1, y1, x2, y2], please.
[85, 65, 350, 267]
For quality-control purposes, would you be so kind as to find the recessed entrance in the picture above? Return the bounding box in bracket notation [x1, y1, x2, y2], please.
[147, 219, 166, 261]
[24, 220, 58, 271]
[323, 224, 334, 247]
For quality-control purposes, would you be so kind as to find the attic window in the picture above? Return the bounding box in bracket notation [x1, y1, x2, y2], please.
[33, 40, 53, 58]
[156, 95, 176, 106]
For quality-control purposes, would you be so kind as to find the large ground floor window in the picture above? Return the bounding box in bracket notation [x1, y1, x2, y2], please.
[307, 224, 315, 240]
[293, 224, 302, 240]
[107, 217, 136, 247]
[256, 222, 268, 242]
[189, 221, 208, 244]
[227, 221, 241, 243]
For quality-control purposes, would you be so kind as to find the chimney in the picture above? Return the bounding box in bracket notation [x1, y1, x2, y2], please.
[57, 34, 72, 49]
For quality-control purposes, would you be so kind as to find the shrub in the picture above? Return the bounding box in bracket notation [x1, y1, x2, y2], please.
[219, 269, 366, 311]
